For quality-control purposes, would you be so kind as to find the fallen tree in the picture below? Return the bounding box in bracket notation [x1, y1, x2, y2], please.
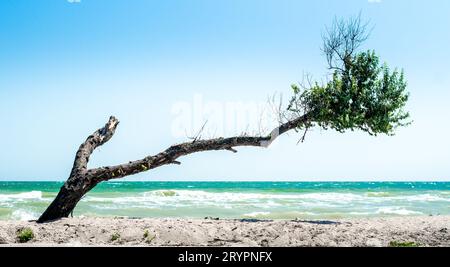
[37, 15, 410, 223]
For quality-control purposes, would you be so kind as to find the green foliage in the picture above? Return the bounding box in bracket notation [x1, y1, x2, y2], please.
[288, 19, 410, 136]
[111, 232, 120, 241]
[389, 241, 420, 247]
[143, 229, 150, 238]
[17, 227, 34, 243]
[143, 229, 156, 243]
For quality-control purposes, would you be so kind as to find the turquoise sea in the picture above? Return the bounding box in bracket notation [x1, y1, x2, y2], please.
[0, 181, 449, 221]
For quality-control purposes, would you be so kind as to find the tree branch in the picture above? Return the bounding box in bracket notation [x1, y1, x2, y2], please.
[70, 116, 119, 175]
[83, 113, 310, 182]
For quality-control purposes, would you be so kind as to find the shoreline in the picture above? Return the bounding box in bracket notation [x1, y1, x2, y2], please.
[0, 215, 449, 247]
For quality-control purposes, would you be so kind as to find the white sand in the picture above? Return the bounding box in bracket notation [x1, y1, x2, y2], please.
[0, 216, 449, 247]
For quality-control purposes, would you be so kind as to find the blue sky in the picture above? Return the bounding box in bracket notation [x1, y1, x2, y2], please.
[0, 0, 449, 181]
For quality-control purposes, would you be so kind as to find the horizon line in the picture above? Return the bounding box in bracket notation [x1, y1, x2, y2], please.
[0, 179, 449, 183]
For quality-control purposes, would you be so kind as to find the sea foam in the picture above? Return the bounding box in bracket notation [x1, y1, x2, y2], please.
[0, 191, 42, 202]
[11, 209, 38, 221]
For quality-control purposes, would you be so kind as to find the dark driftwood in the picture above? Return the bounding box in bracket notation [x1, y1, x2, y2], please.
[37, 114, 308, 223]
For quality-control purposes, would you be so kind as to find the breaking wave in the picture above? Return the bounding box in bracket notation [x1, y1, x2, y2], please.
[1, 187, 449, 220]
[0, 191, 42, 202]
[11, 209, 39, 221]
[376, 207, 423, 216]
[83, 190, 449, 204]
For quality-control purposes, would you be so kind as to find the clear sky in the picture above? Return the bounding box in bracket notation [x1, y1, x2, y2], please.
[0, 0, 449, 181]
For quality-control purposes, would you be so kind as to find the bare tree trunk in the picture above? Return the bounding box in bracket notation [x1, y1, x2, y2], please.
[38, 183, 89, 222]
[37, 172, 101, 222]
[37, 115, 308, 223]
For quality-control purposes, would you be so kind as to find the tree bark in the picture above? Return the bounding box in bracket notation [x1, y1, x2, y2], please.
[37, 114, 309, 223]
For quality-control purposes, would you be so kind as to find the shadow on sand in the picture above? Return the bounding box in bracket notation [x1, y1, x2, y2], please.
[292, 219, 341, 225]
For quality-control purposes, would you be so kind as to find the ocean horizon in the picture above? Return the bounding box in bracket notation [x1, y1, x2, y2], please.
[1, 181, 449, 221]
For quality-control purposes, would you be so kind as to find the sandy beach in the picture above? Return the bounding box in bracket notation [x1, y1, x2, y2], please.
[0, 216, 448, 247]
